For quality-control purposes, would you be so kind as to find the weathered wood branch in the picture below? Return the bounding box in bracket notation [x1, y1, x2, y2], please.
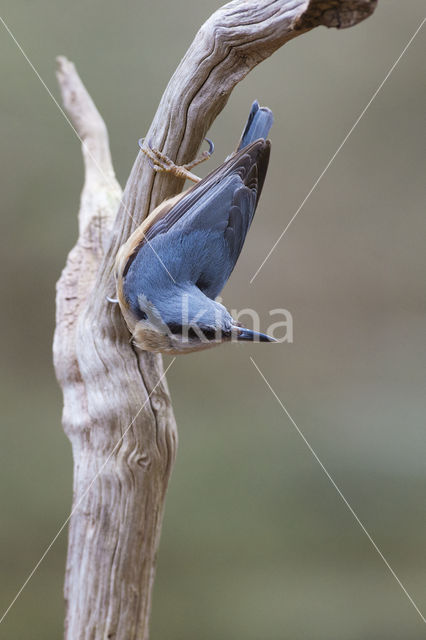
[53, 1, 377, 638]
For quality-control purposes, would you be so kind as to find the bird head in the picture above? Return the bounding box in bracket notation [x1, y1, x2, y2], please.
[127, 288, 275, 354]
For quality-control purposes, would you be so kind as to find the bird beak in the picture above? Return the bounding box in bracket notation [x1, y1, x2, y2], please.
[232, 326, 277, 342]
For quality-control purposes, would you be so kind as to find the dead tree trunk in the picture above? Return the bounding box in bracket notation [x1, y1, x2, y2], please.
[53, 1, 377, 638]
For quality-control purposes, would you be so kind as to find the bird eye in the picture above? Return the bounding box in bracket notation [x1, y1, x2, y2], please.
[137, 309, 148, 321]
[197, 328, 217, 340]
[166, 323, 182, 335]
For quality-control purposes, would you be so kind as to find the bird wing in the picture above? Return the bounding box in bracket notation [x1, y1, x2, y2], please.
[145, 139, 269, 243]
[120, 139, 270, 300]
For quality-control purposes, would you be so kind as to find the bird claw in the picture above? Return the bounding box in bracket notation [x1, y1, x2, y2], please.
[183, 138, 214, 170]
[138, 136, 214, 183]
[205, 137, 215, 156]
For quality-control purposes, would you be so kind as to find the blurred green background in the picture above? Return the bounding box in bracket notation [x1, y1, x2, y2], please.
[1, 1, 425, 638]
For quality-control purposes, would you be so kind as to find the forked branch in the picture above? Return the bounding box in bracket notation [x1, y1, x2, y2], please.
[53, 1, 377, 638]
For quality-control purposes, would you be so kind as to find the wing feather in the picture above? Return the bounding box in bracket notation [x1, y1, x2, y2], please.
[120, 139, 270, 306]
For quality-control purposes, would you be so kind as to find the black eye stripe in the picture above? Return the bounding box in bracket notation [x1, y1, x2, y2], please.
[166, 323, 183, 335]
[166, 324, 231, 340]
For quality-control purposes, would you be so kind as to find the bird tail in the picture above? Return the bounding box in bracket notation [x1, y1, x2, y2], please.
[237, 100, 274, 151]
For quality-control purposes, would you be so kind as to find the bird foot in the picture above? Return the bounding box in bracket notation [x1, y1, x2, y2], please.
[138, 138, 214, 183]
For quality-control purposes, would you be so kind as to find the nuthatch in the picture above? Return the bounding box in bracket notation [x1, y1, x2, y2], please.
[115, 101, 276, 354]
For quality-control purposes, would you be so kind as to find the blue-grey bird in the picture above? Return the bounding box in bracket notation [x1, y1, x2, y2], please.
[115, 101, 275, 354]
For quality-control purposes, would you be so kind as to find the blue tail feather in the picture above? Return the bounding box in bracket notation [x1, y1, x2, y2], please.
[237, 100, 274, 150]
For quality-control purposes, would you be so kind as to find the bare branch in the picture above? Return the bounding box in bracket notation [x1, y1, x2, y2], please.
[56, 55, 120, 235]
[53, 1, 377, 639]
[53, 57, 121, 396]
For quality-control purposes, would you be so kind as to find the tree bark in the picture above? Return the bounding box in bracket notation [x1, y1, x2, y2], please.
[53, 1, 377, 638]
